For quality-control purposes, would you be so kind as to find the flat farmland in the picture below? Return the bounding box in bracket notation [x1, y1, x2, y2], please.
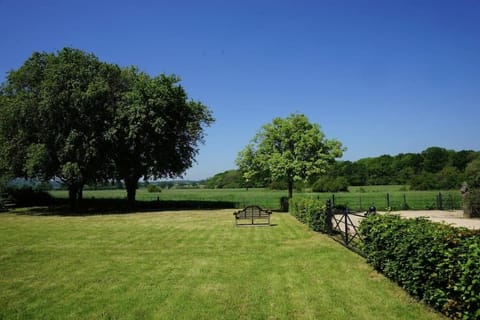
[49, 186, 463, 211]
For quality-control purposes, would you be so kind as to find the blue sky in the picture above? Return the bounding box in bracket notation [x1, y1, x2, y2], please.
[1, 0, 479, 180]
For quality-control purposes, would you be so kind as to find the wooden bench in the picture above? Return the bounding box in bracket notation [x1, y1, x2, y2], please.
[233, 205, 272, 226]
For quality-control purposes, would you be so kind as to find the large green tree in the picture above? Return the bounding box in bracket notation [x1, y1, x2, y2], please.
[0, 48, 122, 209]
[236, 113, 344, 198]
[111, 68, 214, 206]
[0, 48, 213, 210]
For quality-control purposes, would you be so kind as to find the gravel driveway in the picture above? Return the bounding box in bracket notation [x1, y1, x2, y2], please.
[333, 210, 480, 232]
[381, 210, 480, 230]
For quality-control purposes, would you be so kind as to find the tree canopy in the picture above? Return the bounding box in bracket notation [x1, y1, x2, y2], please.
[111, 68, 213, 206]
[1, 48, 122, 208]
[236, 113, 344, 198]
[0, 48, 213, 209]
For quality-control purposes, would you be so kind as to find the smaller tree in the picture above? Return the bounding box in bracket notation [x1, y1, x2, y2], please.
[465, 158, 480, 188]
[236, 113, 344, 198]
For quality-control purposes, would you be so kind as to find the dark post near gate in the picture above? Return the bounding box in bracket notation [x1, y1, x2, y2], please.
[437, 192, 443, 210]
[325, 199, 333, 234]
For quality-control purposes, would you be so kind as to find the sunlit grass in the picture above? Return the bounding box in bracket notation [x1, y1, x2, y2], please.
[0, 210, 444, 319]
[49, 186, 462, 211]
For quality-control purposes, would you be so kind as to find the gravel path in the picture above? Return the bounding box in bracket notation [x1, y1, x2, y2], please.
[333, 210, 480, 233]
[380, 210, 480, 230]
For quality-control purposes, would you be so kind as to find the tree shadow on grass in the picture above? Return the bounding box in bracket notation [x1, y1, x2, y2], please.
[13, 198, 237, 216]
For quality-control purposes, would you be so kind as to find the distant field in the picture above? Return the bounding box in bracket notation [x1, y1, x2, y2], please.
[50, 186, 463, 211]
[0, 210, 444, 319]
[50, 188, 287, 209]
[313, 186, 462, 211]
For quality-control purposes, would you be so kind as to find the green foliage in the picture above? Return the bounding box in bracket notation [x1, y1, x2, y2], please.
[204, 170, 246, 189]
[280, 196, 289, 212]
[466, 188, 480, 218]
[112, 69, 213, 205]
[465, 158, 480, 188]
[411, 167, 463, 191]
[326, 149, 478, 190]
[289, 197, 331, 233]
[422, 147, 451, 173]
[312, 176, 349, 192]
[410, 172, 437, 190]
[360, 214, 480, 319]
[146, 184, 162, 193]
[5, 186, 53, 207]
[0, 48, 123, 209]
[0, 48, 213, 209]
[237, 113, 344, 198]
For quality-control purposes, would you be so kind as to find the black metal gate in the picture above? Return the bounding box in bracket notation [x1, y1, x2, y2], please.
[329, 205, 367, 256]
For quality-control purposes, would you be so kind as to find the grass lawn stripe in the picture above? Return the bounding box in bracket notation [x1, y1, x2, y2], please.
[0, 210, 444, 319]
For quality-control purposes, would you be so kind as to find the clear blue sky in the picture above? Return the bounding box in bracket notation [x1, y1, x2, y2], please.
[1, 0, 479, 180]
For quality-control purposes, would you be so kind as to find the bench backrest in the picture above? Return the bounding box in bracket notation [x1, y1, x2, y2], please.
[235, 206, 271, 218]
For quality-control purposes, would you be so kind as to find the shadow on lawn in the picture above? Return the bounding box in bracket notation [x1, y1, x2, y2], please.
[14, 198, 237, 216]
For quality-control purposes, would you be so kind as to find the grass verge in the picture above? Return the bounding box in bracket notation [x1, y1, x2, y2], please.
[0, 210, 444, 319]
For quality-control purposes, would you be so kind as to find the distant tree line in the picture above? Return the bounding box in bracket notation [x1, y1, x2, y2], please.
[204, 147, 480, 192]
[330, 147, 479, 190]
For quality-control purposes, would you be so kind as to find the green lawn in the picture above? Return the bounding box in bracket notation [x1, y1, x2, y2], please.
[0, 210, 444, 319]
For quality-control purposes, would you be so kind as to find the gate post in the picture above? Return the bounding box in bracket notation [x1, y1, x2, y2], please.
[344, 207, 349, 245]
[326, 199, 333, 234]
[437, 192, 443, 210]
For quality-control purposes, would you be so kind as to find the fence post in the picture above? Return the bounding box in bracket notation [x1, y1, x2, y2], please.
[437, 192, 443, 210]
[403, 193, 407, 210]
[386, 193, 390, 209]
[332, 194, 335, 206]
[344, 207, 349, 245]
[326, 199, 333, 234]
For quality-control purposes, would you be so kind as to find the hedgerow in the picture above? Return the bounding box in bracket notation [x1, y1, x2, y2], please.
[289, 197, 331, 233]
[360, 214, 480, 319]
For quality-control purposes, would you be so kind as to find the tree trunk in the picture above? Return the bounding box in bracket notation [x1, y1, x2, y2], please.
[68, 185, 79, 212]
[125, 177, 138, 209]
[288, 180, 293, 199]
[77, 185, 83, 202]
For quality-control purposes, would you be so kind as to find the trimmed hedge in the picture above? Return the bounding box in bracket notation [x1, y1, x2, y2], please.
[360, 214, 480, 319]
[289, 197, 331, 233]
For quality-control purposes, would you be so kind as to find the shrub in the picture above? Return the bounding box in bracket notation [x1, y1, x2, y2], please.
[466, 188, 480, 218]
[146, 184, 162, 193]
[5, 186, 54, 207]
[289, 197, 331, 233]
[360, 214, 480, 319]
[269, 180, 288, 190]
[312, 177, 349, 193]
[280, 196, 289, 212]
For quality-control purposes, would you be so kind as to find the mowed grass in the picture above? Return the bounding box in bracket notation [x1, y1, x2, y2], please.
[0, 210, 444, 319]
